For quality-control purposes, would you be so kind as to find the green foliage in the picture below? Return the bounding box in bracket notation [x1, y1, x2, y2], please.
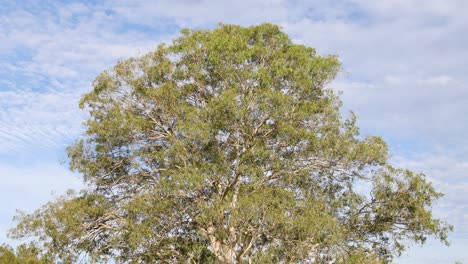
[8, 23, 451, 263]
[0, 243, 49, 264]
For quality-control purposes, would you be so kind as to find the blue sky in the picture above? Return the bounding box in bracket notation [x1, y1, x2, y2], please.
[1, 0, 467, 263]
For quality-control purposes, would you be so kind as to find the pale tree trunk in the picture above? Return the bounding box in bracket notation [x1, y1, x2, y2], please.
[208, 184, 241, 263]
[207, 223, 239, 263]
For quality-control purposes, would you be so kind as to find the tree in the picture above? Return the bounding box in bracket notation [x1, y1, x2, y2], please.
[0, 244, 49, 264]
[9, 23, 451, 263]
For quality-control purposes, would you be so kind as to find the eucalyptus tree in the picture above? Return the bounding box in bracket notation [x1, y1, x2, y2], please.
[0, 244, 48, 264]
[9, 23, 451, 263]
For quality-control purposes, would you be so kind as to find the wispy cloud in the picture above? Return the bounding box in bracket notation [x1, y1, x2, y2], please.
[0, 90, 83, 153]
[0, 1, 173, 152]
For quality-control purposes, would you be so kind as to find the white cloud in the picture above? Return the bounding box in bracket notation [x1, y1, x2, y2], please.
[394, 154, 468, 227]
[0, 89, 84, 153]
[0, 161, 83, 244]
[106, 0, 289, 27]
[389, 153, 468, 263]
[280, 0, 468, 145]
[2, 0, 466, 151]
[0, 1, 173, 152]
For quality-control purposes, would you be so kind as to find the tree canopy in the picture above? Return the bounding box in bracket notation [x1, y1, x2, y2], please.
[8, 23, 451, 263]
[0, 244, 48, 264]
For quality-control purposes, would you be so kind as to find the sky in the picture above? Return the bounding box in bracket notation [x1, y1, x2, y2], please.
[0, 0, 467, 263]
